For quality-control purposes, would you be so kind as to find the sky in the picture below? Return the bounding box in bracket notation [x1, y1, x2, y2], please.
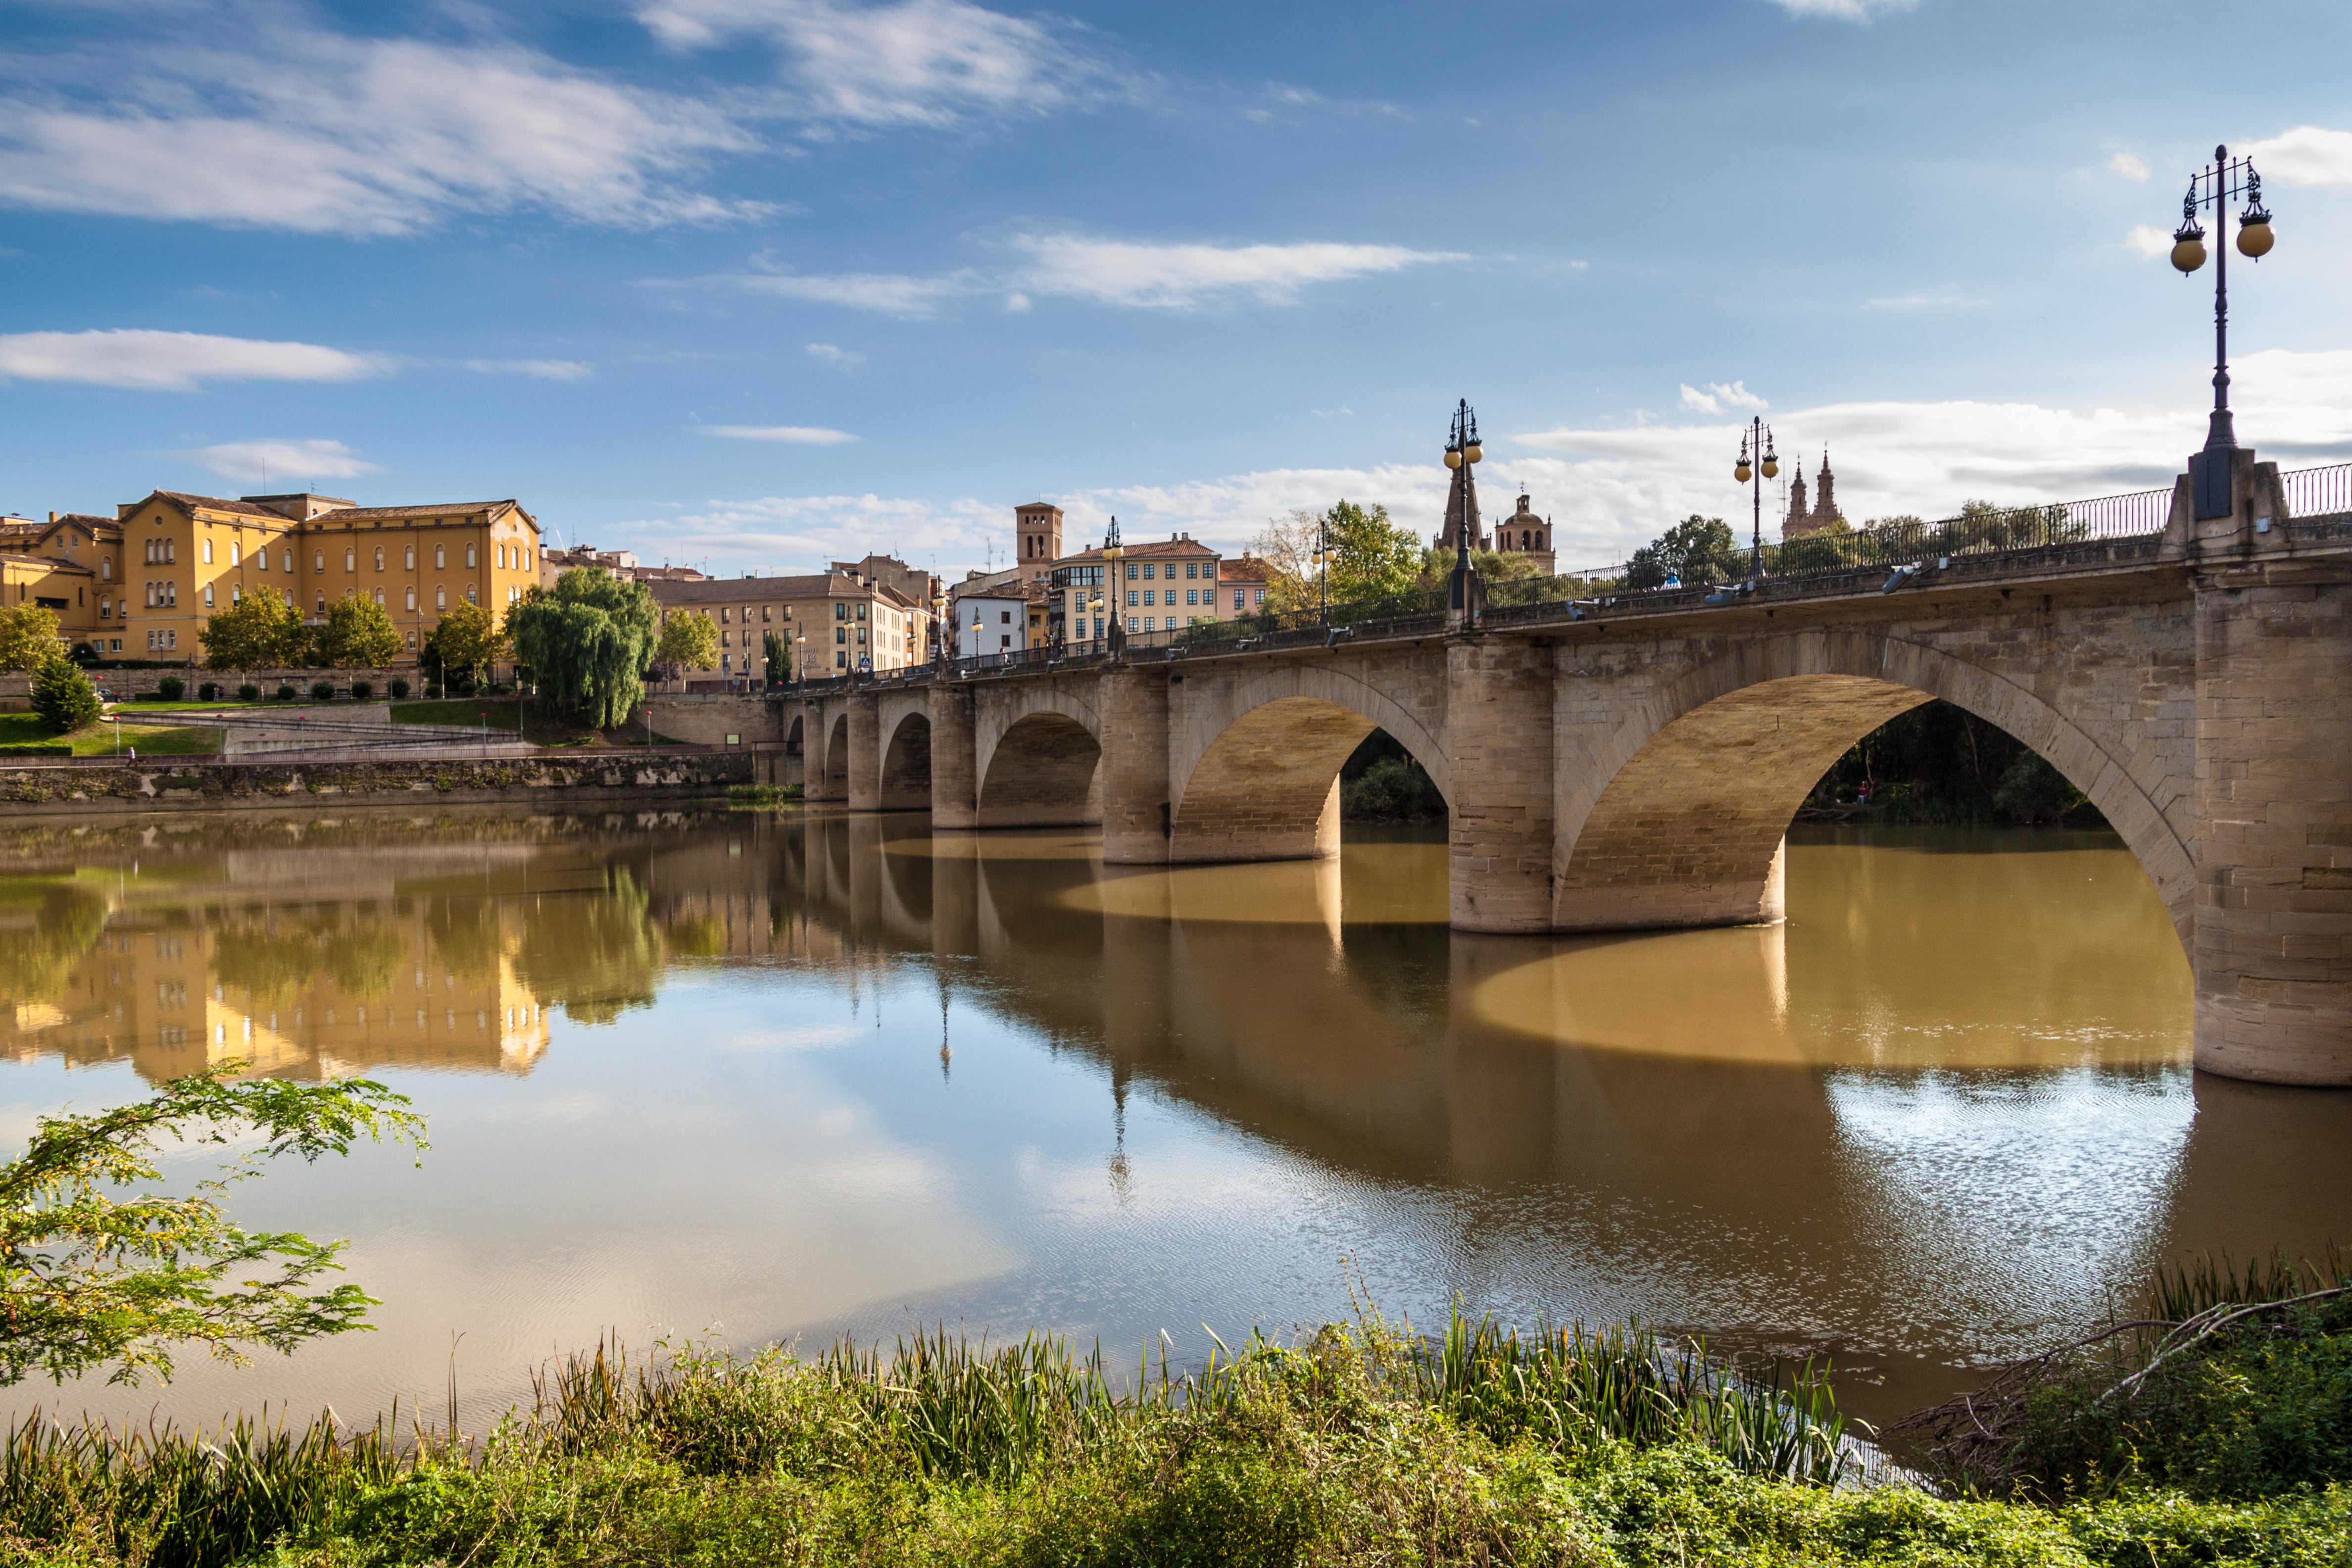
[2, 0, 2350, 580]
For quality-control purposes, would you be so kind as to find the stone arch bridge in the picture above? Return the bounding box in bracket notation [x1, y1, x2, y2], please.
[733, 464, 2352, 1087]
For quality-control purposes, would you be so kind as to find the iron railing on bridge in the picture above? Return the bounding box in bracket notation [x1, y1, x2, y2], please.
[764, 462, 2352, 698]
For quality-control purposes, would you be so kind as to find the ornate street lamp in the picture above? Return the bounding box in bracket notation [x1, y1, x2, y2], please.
[1312, 516, 1331, 626]
[1101, 515, 1127, 655]
[932, 587, 948, 670]
[2169, 144, 2276, 514]
[1444, 399, 1484, 626]
[1732, 417, 1778, 583]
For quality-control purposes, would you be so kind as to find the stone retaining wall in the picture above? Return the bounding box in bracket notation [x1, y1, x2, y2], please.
[0, 752, 753, 817]
[643, 692, 782, 747]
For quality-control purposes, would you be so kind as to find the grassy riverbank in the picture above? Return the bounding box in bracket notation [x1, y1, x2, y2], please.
[7, 1296, 2345, 1568]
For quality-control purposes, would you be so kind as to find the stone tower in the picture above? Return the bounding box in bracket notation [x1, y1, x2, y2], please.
[1495, 492, 1558, 574]
[1015, 502, 1063, 582]
[1782, 451, 1845, 539]
[1436, 467, 1485, 552]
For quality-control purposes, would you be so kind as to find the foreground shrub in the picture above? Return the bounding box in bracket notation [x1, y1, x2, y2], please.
[155, 675, 185, 701]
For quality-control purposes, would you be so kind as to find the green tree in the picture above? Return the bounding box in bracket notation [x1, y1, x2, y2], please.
[316, 592, 403, 669]
[507, 568, 660, 730]
[0, 1064, 426, 1387]
[199, 589, 306, 672]
[654, 609, 719, 677]
[422, 600, 505, 689]
[763, 628, 787, 686]
[1253, 500, 1424, 614]
[29, 654, 100, 734]
[1627, 515, 1742, 589]
[0, 604, 61, 674]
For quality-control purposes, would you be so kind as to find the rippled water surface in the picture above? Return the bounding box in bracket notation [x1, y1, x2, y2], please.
[3, 808, 2348, 1429]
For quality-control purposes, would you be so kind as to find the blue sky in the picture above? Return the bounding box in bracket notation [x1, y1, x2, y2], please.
[3, 0, 2349, 577]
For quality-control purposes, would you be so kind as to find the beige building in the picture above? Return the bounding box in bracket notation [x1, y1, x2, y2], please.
[649, 567, 934, 686]
[3, 491, 542, 665]
[542, 544, 706, 586]
[1783, 452, 1846, 539]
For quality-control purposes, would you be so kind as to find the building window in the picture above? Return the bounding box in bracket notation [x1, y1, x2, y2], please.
[373, 588, 384, 606]
[405, 545, 415, 569]
[230, 541, 241, 566]
[281, 549, 292, 572]
[204, 585, 215, 608]
[99, 560, 109, 581]
[466, 585, 477, 604]
[466, 544, 477, 567]
[165, 630, 175, 649]
[1232, 590, 1244, 609]
[436, 587, 446, 609]
[109, 639, 120, 652]
[317, 593, 327, 613]
[256, 546, 268, 572]
[435, 545, 445, 568]
[1186, 562, 1198, 578]
[405, 587, 417, 610]
[407, 633, 417, 649]
[344, 548, 355, 571]
[835, 651, 846, 667]
[835, 627, 845, 644]
[1127, 616, 1139, 633]
[1254, 588, 1266, 604]
[373, 547, 385, 571]
[202, 540, 214, 564]
[761, 605, 771, 621]
[99, 596, 109, 617]
[722, 630, 732, 647]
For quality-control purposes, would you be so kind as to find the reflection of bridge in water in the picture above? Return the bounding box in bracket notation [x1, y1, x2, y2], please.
[678, 812, 2352, 1393]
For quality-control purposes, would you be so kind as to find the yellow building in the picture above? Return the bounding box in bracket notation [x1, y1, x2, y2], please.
[9, 491, 543, 667]
[649, 568, 934, 685]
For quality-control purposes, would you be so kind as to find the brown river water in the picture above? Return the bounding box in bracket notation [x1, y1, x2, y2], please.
[1, 808, 2347, 1432]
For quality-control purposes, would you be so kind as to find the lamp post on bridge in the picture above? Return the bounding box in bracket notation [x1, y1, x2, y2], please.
[1732, 416, 1778, 584]
[1444, 399, 1484, 627]
[2168, 144, 2277, 514]
[1100, 515, 1127, 657]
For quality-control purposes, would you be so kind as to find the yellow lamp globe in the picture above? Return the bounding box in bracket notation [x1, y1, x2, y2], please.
[2171, 228, 2207, 274]
[1735, 463, 1752, 484]
[1761, 457, 1779, 479]
[1445, 448, 1463, 469]
[1463, 442, 1482, 464]
[2238, 215, 2275, 258]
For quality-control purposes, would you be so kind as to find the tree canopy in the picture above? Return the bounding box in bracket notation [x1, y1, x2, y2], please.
[654, 609, 719, 676]
[763, 628, 787, 685]
[0, 604, 61, 674]
[199, 589, 306, 672]
[29, 654, 99, 733]
[1627, 515, 1743, 589]
[422, 600, 505, 686]
[508, 568, 660, 730]
[1253, 500, 1424, 614]
[0, 1064, 426, 1387]
[316, 593, 403, 669]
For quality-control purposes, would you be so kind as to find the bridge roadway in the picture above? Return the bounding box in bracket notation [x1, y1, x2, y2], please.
[735, 453, 2352, 1087]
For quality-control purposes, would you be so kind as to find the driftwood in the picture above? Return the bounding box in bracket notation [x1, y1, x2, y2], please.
[1886, 1284, 2352, 1495]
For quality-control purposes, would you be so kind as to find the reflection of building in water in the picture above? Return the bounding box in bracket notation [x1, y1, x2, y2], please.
[4, 907, 549, 1081]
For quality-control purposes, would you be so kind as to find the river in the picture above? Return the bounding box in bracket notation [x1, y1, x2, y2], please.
[2, 807, 2347, 1432]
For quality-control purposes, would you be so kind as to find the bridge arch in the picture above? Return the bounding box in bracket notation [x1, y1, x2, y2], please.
[880, 710, 931, 810]
[1553, 630, 2194, 948]
[819, 713, 850, 801]
[1171, 664, 1450, 864]
[976, 691, 1102, 828]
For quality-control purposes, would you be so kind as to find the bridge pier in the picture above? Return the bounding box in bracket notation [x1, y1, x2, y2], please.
[1101, 667, 1171, 865]
[845, 691, 881, 811]
[2192, 566, 2352, 1085]
[1447, 637, 1556, 932]
[929, 685, 978, 829]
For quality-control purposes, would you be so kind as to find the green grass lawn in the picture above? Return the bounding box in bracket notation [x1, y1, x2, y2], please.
[0, 712, 222, 756]
[392, 697, 685, 747]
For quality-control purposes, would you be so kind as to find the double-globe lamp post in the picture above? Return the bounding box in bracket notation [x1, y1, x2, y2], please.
[2168, 144, 2276, 510]
[1444, 400, 1483, 619]
[1732, 418, 1777, 584]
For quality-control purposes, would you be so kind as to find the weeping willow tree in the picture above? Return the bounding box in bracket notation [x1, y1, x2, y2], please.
[507, 568, 661, 730]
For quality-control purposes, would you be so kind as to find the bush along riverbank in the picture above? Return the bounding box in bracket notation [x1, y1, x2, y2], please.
[6, 1282, 2347, 1568]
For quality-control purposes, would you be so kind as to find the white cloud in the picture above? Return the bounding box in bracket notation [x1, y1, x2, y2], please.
[1010, 235, 1467, 310]
[175, 439, 385, 484]
[2243, 125, 2352, 187]
[727, 268, 974, 315]
[1677, 381, 1768, 416]
[622, 492, 1004, 571]
[0, 329, 381, 390]
[2108, 151, 2150, 183]
[636, 0, 1106, 127]
[466, 358, 595, 381]
[1512, 346, 2352, 565]
[704, 424, 859, 444]
[2125, 224, 2175, 260]
[0, 35, 764, 235]
[805, 342, 862, 364]
[1764, 0, 1918, 17]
